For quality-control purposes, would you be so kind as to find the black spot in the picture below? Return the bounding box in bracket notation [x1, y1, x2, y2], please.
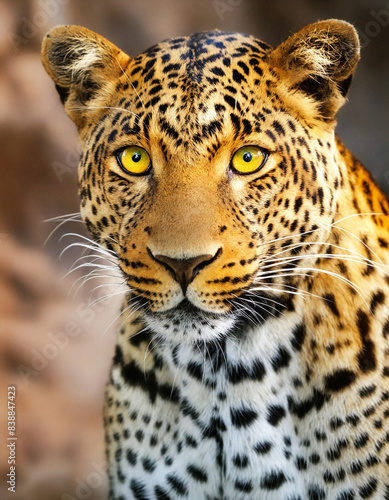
[346, 414, 360, 427]
[267, 405, 286, 426]
[271, 346, 291, 371]
[121, 360, 157, 402]
[234, 479, 253, 492]
[354, 432, 369, 449]
[366, 455, 380, 467]
[359, 384, 376, 398]
[330, 417, 344, 430]
[210, 66, 225, 76]
[224, 94, 236, 108]
[288, 389, 326, 419]
[356, 309, 376, 372]
[233, 454, 249, 468]
[383, 318, 389, 338]
[294, 197, 303, 213]
[108, 129, 118, 142]
[254, 440, 272, 454]
[130, 479, 148, 500]
[166, 474, 188, 496]
[227, 358, 266, 384]
[370, 290, 385, 314]
[272, 120, 285, 136]
[123, 445, 135, 466]
[325, 369, 356, 392]
[359, 478, 378, 499]
[322, 293, 340, 317]
[230, 113, 241, 137]
[291, 323, 306, 351]
[154, 485, 172, 500]
[201, 415, 226, 439]
[260, 470, 287, 490]
[230, 406, 258, 428]
[185, 434, 197, 448]
[180, 399, 200, 423]
[315, 430, 327, 442]
[186, 464, 208, 483]
[113, 345, 123, 365]
[135, 430, 144, 443]
[308, 485, 326, 500]
[187, 361, 203, 381]
[232, 69, 246, 84]
[295, 456, 308, 470]
[142, 457, 156, 472]
[327, 443, 343, 461]
[323, 471, 335, 484]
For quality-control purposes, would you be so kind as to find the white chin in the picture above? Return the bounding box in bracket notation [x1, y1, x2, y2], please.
[142, 301, 236, 344]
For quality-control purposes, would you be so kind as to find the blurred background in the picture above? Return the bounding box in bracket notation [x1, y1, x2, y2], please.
[0, 0, 388, 498]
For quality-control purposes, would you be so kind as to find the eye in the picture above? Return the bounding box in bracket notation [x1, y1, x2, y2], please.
[231, 146, 268, 175]
[116, 146, 151, 175]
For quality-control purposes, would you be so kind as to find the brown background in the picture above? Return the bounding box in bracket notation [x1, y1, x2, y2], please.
[0, 0, 388, 498]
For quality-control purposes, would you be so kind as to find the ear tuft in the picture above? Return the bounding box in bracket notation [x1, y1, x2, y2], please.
[42, 26, 130, 127]
[270, 20, 360, 120]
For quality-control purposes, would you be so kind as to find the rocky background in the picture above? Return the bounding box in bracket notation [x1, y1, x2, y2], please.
[0, 0, 388, 498]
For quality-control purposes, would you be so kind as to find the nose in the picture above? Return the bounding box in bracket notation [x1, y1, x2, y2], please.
[149, 249, 222, 294]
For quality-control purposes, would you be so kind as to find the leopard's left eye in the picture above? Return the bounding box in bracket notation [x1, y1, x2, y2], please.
[231, 146, 268, 175]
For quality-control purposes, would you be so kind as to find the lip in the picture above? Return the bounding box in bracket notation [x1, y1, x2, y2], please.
[150, 298, 221, 319]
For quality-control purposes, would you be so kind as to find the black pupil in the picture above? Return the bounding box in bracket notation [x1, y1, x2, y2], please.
[132, 152, 141, 163]
[243, 152, 252, 163]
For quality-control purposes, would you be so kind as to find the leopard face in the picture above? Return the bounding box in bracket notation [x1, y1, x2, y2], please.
[42, 22, 359, 343]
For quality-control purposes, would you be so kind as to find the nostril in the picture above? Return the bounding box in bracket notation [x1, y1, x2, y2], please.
[192, 247, 223, 278]
[148, 248, 222, 293]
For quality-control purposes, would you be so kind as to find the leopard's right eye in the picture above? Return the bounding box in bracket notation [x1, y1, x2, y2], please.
[116, 146, 151, 176]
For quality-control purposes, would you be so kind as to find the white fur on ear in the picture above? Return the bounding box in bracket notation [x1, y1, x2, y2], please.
[42, 25, 130, 127]
[269, 20, 360, 119]
[62, 39, 103, 84]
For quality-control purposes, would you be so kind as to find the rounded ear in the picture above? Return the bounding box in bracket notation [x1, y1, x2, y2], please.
[41, 25, 131, 128]
[269, 20, 360, 120]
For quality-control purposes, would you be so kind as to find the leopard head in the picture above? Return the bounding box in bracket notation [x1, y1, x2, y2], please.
[42, 20, 360, 342]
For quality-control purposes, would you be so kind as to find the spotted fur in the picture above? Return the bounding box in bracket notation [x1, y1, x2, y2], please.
[42, 20, 389, 500]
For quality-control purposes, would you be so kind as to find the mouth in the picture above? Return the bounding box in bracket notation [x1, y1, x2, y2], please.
[148, 298, 226, 323]
[142, 298, 235, 342]
[139, 290, 287, 343]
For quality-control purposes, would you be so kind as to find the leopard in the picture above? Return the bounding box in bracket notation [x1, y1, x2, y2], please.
[42, 19, 389, 500]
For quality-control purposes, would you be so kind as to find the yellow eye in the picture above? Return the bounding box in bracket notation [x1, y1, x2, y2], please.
[117, 146, 151, 175]
[231, 146, 268, 175]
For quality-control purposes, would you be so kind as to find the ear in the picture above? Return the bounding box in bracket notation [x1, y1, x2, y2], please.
[269, 20, 360, 120]
[41, 25, 131, 128]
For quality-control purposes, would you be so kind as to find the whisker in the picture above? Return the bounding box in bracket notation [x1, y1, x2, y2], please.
[254, 268, 365, 298]
[68, 105, 141, 119]
[44, 212, 83, 245]
[84, 289, 130, 310]
[116, 58, 146, 114]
